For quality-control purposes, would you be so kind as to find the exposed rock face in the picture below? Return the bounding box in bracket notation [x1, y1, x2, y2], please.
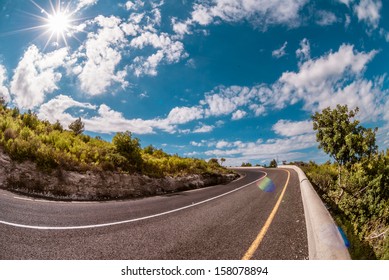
[0, 149, 238, 201]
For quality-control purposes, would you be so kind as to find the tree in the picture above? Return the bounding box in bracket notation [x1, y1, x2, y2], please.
[113, 131, 143, 171]
[52, 120, 64, 132]
[0, 96, 7, 110]
[269, 159, 277, 168]
[208, 158, 220, 166]
[220, 158, 226, 166]
[68, 117, 85, 135]
[311, 105, 377, 187]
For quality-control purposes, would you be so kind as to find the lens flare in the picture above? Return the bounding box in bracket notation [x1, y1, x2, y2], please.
[25, 0, 81, 49]
[257, 177, 275, 192]
[338, 226, 351, 248]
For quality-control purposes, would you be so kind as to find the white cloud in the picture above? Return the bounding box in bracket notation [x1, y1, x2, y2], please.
[10, 45, 68, 109]
[272, 119, 313, 137]
[38, 95, 206, 135]
[193, 123, 215, 133]
[296, 38, 310, 63]
[338, 0, 353, 6]
[316, 10, 338, 26]
[38, 95, 175, 134]
[130, 32, 187, 76]
[272, 41, 288, 58]
[191, 4, 214, 25]
[172, 0, 308, 37]
[354, 0, 382, 28]
[172, 18, 192, 37]
[75, 0, 98, 12]
[124, 0, 144, 11]
[204, 134, 316, 159]
[216, 140, 231, 149]
[231, 110, 247, 120]
[76, 15, 128, 96]
[166, 106, 204, 124]
[190, 141, 204, 147]
[206, 0, 308, 27]
[38, 94, 96, 125]
[0, 64, 10, 102]
[277, 44, 383, 120]
[345, 14, 352, 28]
[249, 104, 266, 116]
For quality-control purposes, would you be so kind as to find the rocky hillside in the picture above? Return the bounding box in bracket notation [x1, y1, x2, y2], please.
[0, 148, 238, 201]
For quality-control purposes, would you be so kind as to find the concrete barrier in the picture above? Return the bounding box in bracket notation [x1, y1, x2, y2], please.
[280, 165, 351, 260]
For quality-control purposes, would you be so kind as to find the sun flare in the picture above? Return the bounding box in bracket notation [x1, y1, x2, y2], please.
[47, 11, 71, 35]
[28, 0, 79, 48]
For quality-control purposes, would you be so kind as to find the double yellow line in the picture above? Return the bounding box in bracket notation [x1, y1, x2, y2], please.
[242, 169, 291, 260]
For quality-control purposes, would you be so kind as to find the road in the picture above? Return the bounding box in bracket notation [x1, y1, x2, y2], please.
[0, 168, 308, 259]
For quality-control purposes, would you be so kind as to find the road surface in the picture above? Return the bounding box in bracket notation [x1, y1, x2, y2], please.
[0, 168, 308, 259]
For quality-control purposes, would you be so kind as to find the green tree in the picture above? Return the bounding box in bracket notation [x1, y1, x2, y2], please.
[311, 105, 377, 187]
[68, 117, 85, 135]
[269, 159, 277, 168]
[0, 96, 6, 110]
[112, 131, 143, 171]
[52, 120, 64, 132]
[208, 158, 220, 166]
[220, 158, 226, 166]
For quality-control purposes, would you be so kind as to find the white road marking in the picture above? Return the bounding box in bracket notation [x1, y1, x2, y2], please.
[12, 196, 97, 204]
[0, 171, 267, 230]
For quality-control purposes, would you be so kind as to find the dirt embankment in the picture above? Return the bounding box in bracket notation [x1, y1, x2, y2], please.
[0, 149, 238, 201]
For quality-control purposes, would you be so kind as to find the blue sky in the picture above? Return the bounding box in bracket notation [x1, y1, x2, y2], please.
[0, 0, 388, 166]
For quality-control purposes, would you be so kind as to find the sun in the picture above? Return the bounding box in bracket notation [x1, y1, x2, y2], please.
[28, 0, 79, 48]
[47, 11, 71, 35]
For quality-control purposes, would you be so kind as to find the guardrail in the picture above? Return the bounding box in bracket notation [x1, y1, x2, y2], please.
[280, 165, 351, 260]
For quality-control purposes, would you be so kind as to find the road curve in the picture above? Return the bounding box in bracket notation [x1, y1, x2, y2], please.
[0, 168, 308, 259]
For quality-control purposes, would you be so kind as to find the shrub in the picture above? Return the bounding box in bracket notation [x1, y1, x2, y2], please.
[4, 128, 17, 141]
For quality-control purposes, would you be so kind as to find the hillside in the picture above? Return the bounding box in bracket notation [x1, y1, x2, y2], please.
[0, 99, 237, 200]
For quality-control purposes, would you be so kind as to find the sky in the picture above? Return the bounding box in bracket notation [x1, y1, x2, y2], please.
[0, 0, 388, 166]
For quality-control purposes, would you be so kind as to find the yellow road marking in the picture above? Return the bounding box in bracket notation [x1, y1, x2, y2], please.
[242, 169, 290, 260]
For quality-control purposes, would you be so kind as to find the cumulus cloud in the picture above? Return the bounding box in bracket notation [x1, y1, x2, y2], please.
[0, 64, 10, 102]
[38, 95, 174, 134]
[38, 95, 206, 135]
[124, 0, 145, 11]
[38, 94, 96, 125]
[272, 41, 288, 58]
[10, 45, 68, 109]
[166, 106, 204, 124]
[130, 32, 187, 76]
[277, 44, 383, 120]
[272, 119, 313, 137]
[354, 0, 382, 28]
[193, 123, 215, 133]
[231, 110, 247, 120]
[76, 15, 128, 96]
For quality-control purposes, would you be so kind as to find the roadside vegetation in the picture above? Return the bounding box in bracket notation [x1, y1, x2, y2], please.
[0, 98, 230, 178]
[301, 105, 388, 260]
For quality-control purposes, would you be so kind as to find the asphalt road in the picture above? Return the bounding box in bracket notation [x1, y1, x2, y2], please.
[0, 168, 308, 259]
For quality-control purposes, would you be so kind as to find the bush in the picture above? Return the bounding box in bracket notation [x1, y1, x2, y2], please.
[113, 131, 143, 171]
[303, 153, 389, 259]
[0, 104, 233, 179]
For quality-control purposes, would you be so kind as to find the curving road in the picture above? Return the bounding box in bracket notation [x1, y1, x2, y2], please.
[0, 168, 308, 260]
